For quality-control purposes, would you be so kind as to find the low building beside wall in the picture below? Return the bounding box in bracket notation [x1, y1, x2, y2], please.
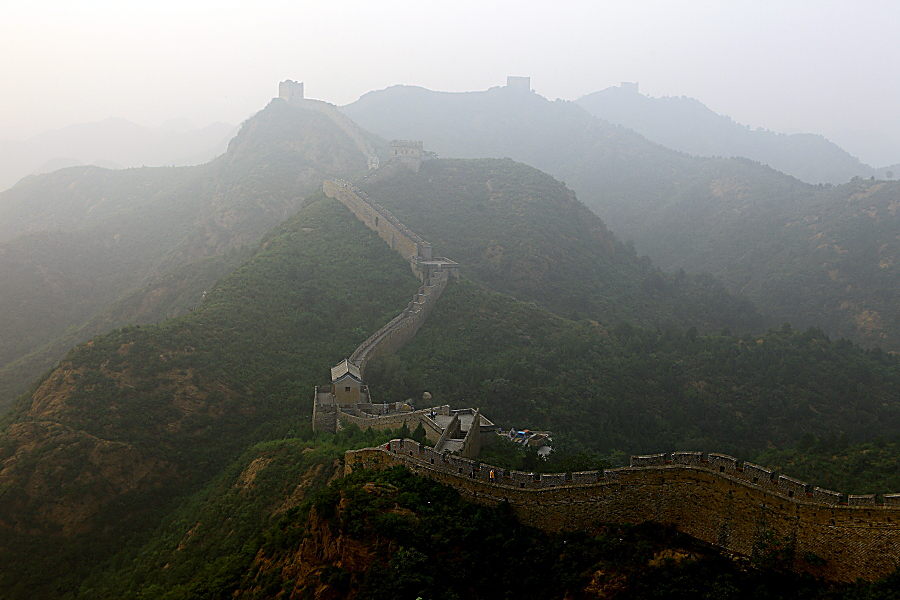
[312, 359, 494, 459]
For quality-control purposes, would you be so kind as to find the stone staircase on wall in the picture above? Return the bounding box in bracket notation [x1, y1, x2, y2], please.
[313, 173, 471, 441]
[349, 270, 448, 378]
[322, 176, 459, 379]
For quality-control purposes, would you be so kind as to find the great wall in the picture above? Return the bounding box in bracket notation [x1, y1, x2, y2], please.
[312, 174, 467, 440]
[279, 80, 900, 582]
[347, 440, 900, 582]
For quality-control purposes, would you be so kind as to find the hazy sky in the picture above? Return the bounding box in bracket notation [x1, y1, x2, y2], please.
[3, 1, 900, 163]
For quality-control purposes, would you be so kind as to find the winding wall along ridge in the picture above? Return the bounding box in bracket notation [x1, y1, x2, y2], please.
[324, 178, 453, 378]
[348, 272, 447, 376]
[346, 440, 900, 583]
[324, 165, 900, 580]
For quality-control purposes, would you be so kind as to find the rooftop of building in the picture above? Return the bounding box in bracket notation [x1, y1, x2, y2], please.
[331, 358, 362, 383]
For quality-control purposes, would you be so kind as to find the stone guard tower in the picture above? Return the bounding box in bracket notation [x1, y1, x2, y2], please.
[279, 80, 304, 103]
[330, 358, 369, 404]
[506, 76, 531, 92]
[390, 140, 424, 172]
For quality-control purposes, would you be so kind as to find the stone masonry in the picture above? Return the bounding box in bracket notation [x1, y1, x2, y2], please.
[347, 442, 900, 583]
[323, 179, 459, 282]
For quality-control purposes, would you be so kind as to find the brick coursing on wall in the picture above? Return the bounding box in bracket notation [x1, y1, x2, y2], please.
[346, 441, 900, 583]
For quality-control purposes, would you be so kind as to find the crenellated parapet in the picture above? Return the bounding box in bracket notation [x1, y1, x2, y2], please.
[346, 441, 900, 582]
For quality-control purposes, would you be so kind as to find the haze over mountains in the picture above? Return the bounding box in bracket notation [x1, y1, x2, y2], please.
[575, 83, 900, 185]
[0, 100, 375, 407]
[343, 81, 900, 351]
[3, 79, 899, 416]
[0, 118, 237, 192]
[1, 81, 900, 596]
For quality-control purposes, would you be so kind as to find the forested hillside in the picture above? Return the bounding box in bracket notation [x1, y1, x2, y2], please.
[620, 171, 900, 350]
[367, 280, 900, 460]
[343, 85, 900, 350]
[0, 196, 421, 598]
[0, 98, 379, 409]
[80, 458, 900, 599]
[359, 158, 761, 333]
[2, 176, 900, 597]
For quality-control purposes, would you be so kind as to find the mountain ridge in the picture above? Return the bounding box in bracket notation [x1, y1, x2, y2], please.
[575, 85, 896, 184]
[0, 99, 377, 408]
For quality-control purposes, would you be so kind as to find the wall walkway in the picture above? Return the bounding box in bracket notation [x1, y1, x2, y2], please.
[349, 271, 448, 377]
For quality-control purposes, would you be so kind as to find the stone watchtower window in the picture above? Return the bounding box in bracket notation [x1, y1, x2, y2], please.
[345, 387, 351, 392]
[375, 216, 379, 226]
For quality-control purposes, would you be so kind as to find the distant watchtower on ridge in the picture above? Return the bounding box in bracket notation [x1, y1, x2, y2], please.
[278, 80, 304, 103]
[390, 140, 424, 172]
[506, 76, 531, 92]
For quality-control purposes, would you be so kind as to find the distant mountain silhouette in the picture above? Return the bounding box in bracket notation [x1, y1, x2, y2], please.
[0, 118, 238, 192]
[575, 85, 894, 184]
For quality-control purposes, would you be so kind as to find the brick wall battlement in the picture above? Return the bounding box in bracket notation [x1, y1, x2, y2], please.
[337, 406, 450, 444]
[345, 440, 900, 582]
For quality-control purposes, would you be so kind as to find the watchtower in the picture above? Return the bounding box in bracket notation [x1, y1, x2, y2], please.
[330, 359, 369, 405]
[620, 81, 639, 93]
[279, 80, 304, 104]
[506, 76, 531, 92]
[390, 140, 424, 172]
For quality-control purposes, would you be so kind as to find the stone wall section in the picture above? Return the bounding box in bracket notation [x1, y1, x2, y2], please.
[311, 389, 337, 432]
[348, 271, 448, 377]
[345, 442, 900, 582]
[337, 405, 450, 444]
[324, 179, 426, 262]
[459, 408, 482, 459]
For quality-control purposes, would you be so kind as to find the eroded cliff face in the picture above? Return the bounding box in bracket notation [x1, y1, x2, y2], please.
[230, 475, 732, 600]
[236, 483, 408, 600]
